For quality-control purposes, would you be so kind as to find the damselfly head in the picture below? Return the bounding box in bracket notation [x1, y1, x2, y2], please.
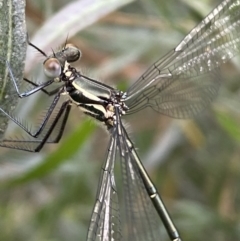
[63, 44, 81, 63]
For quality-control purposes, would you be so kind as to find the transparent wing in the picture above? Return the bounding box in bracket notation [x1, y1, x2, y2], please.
[87, 131, 121, 241]
[125, 0, 239, 117]
[115, 111, 163, 241]
[87, 113, 168, 241]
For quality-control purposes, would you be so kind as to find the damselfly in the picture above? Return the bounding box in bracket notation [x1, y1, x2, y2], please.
[1, 0, 240, 240]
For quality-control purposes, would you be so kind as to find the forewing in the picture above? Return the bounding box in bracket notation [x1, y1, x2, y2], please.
[126, 0, 239, 117]
[115, 112, 162, 241]
[87, 131, 121, 241]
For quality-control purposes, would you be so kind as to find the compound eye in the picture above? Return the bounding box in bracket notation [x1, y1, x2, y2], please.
[64, 44, 81, 63]
[43, 58, 61, 78]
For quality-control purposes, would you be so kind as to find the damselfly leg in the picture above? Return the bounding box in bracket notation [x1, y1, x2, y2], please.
[0, 41, 79, 151]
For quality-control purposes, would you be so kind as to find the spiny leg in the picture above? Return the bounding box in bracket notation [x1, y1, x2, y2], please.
[0, 100, 71, 152]
[23, 78, 63, 96]
[0, 92, 62, 138]
[0, 37, 71, 151]
[5, 60, 55, 98]
[0, 58, 63, 138]
[34, 101, 71, 152]
[1, 35, 72, 138]
[26, 35, 47, 57]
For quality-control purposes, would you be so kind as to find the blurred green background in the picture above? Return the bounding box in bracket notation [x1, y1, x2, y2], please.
[1, 0, 240, 240]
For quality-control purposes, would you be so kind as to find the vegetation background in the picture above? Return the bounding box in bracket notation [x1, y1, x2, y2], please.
[0, 0, 240, 240]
